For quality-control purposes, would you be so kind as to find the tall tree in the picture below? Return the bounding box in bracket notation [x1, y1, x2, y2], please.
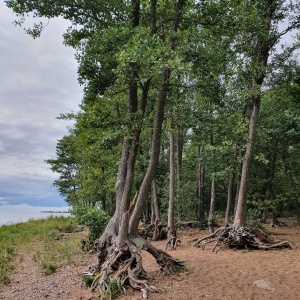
[6, 0, 188, 296]
[233, 0, 300, 228]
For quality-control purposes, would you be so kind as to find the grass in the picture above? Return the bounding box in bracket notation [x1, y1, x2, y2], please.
[0, 216, 83, 285]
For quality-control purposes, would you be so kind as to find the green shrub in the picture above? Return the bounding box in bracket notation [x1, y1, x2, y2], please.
[83, 275, 94, 288]
[43, 263, 58, 275]
[71, 206, 110, 240]
[105, 279, 119, 300]
[247, 208, 261, 221]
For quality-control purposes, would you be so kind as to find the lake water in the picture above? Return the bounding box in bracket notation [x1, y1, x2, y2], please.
[0, 208, 71, 226]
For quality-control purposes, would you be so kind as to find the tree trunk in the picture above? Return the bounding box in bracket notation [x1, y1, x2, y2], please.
[233, 100, 260, 227]
[129, 67, 170, 234]
[151, 177, 160, 223]
[224, 148, 237, 226]
[296, 197, 300, 227]
[207, 176, 216, 234]
[176, 127, 184, 220]
[233, 0, 273, 228]
[129, 0, 185, 234]
[93, 1, 186, 297]
[224, 171, 234, 227]
[197, 144, 205, 221]
[168, 128, 176, 241]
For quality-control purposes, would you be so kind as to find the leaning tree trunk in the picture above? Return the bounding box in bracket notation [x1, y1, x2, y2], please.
[233, 99, 260, 227]
[129, 0, 185, 235]
[91, 1, 186, 298]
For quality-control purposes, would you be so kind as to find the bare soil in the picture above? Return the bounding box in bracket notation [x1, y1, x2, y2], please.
[1, 218, 299, 300]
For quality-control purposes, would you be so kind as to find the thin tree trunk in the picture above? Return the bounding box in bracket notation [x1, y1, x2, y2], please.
[151, 177, 160, 223]
[197, 144, 205, 220]
[168, 128, 176, 240]
[233, 100, 260, 227]
[234, 150, 242, 217]
[176, 127, 184, 220]
[129, 68, 170, 234]
[207, 176, 216, 234]
[296, 197, 300, 226]
[224, 172, 234, 226]
[266, 139, 278, 227]
[224, 148, 237, 226]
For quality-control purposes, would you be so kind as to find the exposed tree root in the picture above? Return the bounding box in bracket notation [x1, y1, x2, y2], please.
[139, 220, 167, 241]
[165, 236, 181, 250]
[90, 234, 185, 299]
[191, 226, 295, 252]
[176, 220, 207, 229]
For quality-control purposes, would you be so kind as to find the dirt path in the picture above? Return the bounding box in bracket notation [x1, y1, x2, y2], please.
[1, 219, 299, 300]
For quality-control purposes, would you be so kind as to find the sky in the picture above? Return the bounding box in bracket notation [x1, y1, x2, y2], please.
[0, 2, 83, 209]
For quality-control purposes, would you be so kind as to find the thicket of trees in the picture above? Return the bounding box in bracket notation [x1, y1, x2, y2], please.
[7, 0, 300, 297]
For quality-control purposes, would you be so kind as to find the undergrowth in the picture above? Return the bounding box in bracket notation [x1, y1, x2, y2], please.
[0, 216, 83, 285]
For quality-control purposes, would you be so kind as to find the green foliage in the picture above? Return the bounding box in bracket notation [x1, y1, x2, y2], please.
[0, 246, 14, 285]
[43, 263, 58, 275]
[105, 279, 119, 300]
[247, 208, 261, 221]
[83, 275, 94, 288]
[72, 206, 110, 240]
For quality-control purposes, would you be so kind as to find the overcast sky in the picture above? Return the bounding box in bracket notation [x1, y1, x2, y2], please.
[0, 2, 82, 208]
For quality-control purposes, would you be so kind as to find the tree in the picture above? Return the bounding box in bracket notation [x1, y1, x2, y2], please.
[193, 0, 299, 249]
[6, 0, 188, 296]
[232, 0, 300, 228]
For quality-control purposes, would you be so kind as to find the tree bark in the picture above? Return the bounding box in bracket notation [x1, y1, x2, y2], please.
[168, 128, 176, 240]
[224, 148, 237, 226]
[176, 127, 184, 220]
[151, 177, 160, 223]
[197, 144, 205, 220]
[207, 176, 216, 234]
[233, 100, 260, 227]
[129, 68, 170, 234]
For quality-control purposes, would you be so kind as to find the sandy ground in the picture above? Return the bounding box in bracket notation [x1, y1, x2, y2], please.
[1, 218, 299, 300]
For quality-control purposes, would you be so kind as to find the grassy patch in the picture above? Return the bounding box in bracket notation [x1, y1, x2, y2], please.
[0, 216, 83, 284]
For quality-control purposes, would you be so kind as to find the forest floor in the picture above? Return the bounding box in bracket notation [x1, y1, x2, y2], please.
[0, 218, 299, 300]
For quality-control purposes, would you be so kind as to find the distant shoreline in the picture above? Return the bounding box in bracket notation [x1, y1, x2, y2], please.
[40, 211, 69, 213]
[0, 210, 71, 226]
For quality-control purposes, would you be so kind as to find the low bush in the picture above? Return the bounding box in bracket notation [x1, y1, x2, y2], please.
[71, 206, 110, 241]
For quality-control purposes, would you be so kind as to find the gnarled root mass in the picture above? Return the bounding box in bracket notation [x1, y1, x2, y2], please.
[89, 235, 185, 299]
[139, 220, 167, 241]
[191, 226, 295, 253]
[165, 236, 181, 250]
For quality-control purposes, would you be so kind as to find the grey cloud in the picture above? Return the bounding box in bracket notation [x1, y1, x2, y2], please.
[0, 2, 82, 207]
